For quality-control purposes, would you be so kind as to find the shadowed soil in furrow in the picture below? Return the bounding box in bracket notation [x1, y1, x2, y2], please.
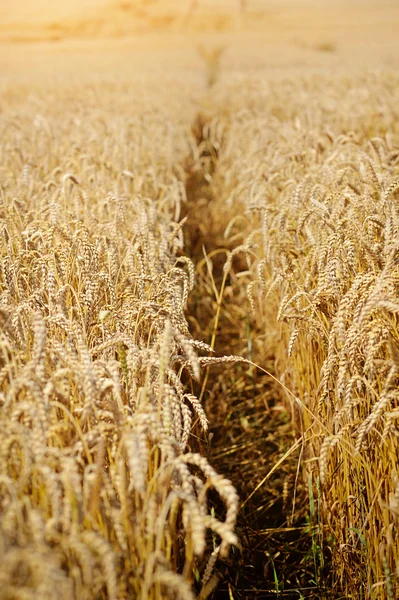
[181, 111, 330, 599]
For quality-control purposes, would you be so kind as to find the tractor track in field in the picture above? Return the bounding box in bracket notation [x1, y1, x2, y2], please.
[180, 108, 330, 599]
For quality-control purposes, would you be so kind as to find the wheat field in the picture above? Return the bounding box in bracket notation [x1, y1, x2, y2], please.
[1, 1, 399, 599]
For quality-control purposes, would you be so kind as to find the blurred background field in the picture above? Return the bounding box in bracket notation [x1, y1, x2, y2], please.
[1, 0, 399, 77]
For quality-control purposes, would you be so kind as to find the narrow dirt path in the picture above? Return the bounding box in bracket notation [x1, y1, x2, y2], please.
[181, 110, 327, 599]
